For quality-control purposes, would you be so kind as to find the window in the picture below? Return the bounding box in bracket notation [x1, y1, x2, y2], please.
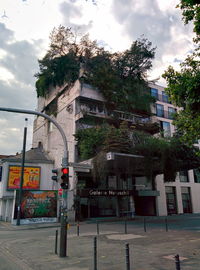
[179, 170, 189, 182]
[194, 168, 200, 183]
[165, 186, 177, 215]
[162, 91, 169, 103]
[168, 107, 176, 120]
[160, 121, 171, 137]
[151, 88, 158, 99]
[156, 104, 164, 117]
[181, 187, 192, 213]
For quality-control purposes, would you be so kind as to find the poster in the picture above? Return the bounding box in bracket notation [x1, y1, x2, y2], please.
[8, 166, 40, 190]
[14, 190, 57, 219]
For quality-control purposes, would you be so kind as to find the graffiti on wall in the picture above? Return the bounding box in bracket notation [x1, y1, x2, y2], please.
[14, 190, 57, 219]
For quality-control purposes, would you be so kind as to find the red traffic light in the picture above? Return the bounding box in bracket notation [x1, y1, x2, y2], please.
[62, 168, 69, 174]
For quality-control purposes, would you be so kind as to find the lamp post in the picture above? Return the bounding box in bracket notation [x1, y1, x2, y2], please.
[0, 107, 69, 255]
[16, 118, 28, 226]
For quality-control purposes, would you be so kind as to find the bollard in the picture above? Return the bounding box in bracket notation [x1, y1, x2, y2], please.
[125, 243, 130, 270]
[165, 218, 168, 232]
[77, 222, 80, 236]
[94, 237, 97, 270]
[144, 217, 147, 232]
[55, 229, 58, 254]
[175, 254, 181, 270]
[96, 221, 99, 235]
[124, 220, 127, 234]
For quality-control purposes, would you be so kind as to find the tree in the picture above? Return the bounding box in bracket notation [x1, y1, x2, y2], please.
[83, 37, 156, 114]
[177, 0, 200, 42]
[162, 1, 200, 144]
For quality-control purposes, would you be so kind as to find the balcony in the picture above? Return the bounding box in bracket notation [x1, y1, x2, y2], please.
[75, 101, 151, 125]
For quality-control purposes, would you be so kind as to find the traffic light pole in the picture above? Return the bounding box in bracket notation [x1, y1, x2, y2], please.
[0, 107, 69, 257]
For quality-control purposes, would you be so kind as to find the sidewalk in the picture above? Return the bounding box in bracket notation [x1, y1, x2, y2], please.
[1, 215, 200, 269]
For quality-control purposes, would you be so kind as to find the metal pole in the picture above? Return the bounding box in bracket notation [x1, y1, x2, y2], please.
[125, 220, 127, 234]
[125, 243, 130, 270]
[96, 221, 99, 235]
[175, 254, 181, 270]
[55, 229, 58, 254]
[16, 118, 28, 226]
[59, 209, 67, 257]
[144, 217, 146, 232]
[94, 237, 97, 270]
[77, 222, 80, 236]
[165, 218, 168, 232]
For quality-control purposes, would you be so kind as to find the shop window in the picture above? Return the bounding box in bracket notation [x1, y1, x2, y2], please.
[181, 187, 192, 213]
[194, 168, 200, 183]
[108, 175, 117, 189]
[156, 104, 164, 117]
[165, 186, 177, 215]
[179, 170, 189, 182]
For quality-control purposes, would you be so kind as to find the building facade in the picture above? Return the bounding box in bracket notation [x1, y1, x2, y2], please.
[0, 148, 54, 222]
[32, 80, 200, 219]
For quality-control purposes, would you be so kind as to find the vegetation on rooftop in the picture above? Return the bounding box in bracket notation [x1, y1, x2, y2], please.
[35, 26, 155, 114]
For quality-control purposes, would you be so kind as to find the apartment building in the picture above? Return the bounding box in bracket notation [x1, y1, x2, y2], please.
[32, 80, 200, 219]
[149, 83, 200, 216]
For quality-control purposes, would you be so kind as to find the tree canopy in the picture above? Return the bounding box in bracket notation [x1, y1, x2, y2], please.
[35, 26, 155, 114]
[177, 0, 200, 42]
[162, 1, 200, 144]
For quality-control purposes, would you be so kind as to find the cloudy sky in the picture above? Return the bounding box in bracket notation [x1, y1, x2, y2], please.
[0, 0, 195, 155]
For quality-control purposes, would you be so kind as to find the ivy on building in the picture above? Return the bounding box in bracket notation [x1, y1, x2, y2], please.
[75, 122, 200, 182]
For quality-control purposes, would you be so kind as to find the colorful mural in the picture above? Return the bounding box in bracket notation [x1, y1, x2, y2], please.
[14, 190, 57, 219]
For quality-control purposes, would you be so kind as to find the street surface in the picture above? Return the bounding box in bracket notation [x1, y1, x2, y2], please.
[1, 215, 200, 269]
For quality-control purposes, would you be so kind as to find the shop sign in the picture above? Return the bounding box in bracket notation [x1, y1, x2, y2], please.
[78, 189, 134, 197]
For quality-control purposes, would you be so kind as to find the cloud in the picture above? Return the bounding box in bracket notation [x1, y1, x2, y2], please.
[111, 0, 195, 81]
[0, 23, 42, 85]
[59, 1, 93, 33]
[0, 23, 43, 154]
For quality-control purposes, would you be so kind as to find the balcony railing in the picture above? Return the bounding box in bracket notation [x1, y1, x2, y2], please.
[77, 103, 151, 124]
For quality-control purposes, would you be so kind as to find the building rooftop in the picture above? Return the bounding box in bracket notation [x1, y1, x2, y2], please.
[2, 147, 53, 164]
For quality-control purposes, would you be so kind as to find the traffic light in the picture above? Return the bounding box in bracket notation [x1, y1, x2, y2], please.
[51, 168, 61, 182]
[60, 167, 69, 189]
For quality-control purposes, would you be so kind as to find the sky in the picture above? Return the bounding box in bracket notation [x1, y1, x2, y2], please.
[0, 0, 195, 155]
